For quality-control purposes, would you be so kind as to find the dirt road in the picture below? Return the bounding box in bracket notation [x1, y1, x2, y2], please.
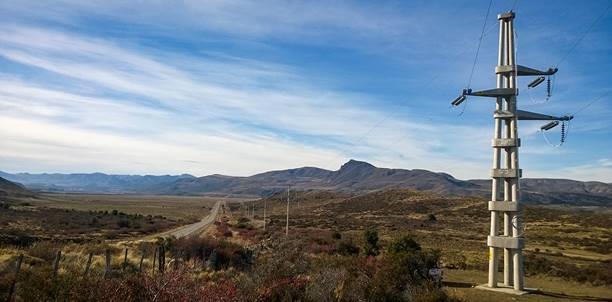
[157, 200, 223, 239]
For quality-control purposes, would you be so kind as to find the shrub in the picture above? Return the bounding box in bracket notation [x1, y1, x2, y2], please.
[366, 249, 442, 301]
[28, 242, 62, 262]
[14, 267, 244, 302]
[169, 237, 252, 271]
[389, 235, 421, 254]
[117, 219, 131, 228]
[337, 240, 360, 256]
[216, 222, 233, 237]
[332, 231, 342, 240]
[363, 229, 380, 256]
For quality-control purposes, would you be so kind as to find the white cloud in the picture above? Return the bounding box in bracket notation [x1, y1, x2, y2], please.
[0, 25, 498, 178]
[528, 158, 612, 183]
[0, 16, 608, 182]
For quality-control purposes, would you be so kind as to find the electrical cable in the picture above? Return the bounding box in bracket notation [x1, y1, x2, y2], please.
[467, 0, 494, 89]
[455, 0, 494, 118]
[357, 0, 522, 144]
[511, 0, 519, 11]
[539, 91, 608, 147]
[527, 86, 549, 105]
[541, 120, 570, 148]
[572, 91, 610, 116]
[555, 1, 612, 68]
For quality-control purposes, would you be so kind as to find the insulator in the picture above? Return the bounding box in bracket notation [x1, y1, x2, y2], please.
[540, 121, 559, 131]
[546, 77, 552, 98]
[560, 122, 566, 143]
[451, 95, 466, 106]
[528, 76, 545, 88]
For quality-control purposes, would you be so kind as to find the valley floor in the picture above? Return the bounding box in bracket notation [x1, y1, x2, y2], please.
[1, 189, 610, 301]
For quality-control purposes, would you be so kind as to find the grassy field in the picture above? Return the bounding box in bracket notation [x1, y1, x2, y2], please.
[1, 189, 610, 301]
[33, 193, 224, 221]
[444, 269, 612, 302]
[238, 189, 611, 300]
[0, 193, 249, 243]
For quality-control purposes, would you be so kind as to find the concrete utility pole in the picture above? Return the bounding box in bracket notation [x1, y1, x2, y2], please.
[452, 11, 572, 294]
[285, 187, 290, 236]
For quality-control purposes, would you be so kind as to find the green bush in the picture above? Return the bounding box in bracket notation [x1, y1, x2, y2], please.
[363, 229, 380, 256]
[389, 235, 421, 254]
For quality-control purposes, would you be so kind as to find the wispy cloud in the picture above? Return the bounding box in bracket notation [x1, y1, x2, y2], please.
[529, 158, 612, 183]
[0, 1, 610, 182]
[0, 25, 492, 178]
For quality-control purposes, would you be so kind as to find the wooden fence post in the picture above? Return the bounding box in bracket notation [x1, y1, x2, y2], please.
[104, 249, 112, 277]
[52, 250, 62, 279]
[6, 254, 23, 302]
[83, 252, 93, 277]
[152, 247, 157, 275]
[122, 248, 128, 270]
[138, 251, 145, 272]
[158, 246, 165, 274]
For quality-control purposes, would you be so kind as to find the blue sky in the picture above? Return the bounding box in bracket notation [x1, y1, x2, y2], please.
[0, 0, 610, 182]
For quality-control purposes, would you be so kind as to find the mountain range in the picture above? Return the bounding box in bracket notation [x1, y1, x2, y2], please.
[2, 160, 611, 206]
[0, 177, 35, 199]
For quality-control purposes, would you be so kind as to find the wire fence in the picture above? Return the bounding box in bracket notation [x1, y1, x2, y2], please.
[2, 244, 193, 302]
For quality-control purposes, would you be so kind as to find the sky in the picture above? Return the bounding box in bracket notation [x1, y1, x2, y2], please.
[0, 0, 611, 182]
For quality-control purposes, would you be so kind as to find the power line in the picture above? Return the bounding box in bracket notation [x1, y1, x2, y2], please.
[572, 91, 610, 116]
[555, 1, 612, 67]
[467, 0, 494, 89]
[353, 0, 515, 145]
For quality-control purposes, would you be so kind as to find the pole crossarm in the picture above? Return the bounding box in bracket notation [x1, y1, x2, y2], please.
[463, 88, 518, 98]
[517, 65, 557, 76]
[516, 110, 573, 121]
[495, 65, 558, 76]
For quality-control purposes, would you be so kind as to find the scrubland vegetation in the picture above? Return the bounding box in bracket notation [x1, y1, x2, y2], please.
[0, 201, 182, 245]
[0, 189, 610, 301]
[0, 230, 456, 302]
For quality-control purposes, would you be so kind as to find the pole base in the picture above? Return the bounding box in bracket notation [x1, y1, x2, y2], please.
[475, 283, 537, 296]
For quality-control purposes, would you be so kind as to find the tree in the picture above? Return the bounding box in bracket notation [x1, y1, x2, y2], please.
[388, 235, 421, 255]
[363, 229, 380, 256]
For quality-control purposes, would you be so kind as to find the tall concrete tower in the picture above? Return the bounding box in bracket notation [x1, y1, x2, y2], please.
[451, 11, 572, 294]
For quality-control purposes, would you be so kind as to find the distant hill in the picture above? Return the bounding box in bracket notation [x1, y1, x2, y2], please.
[0, 177, 35, 199]
[151, 160, 612, 206]
[148, 160, 484, 197]
[0, 171, 194, 194]
[2, 160, 611, 206]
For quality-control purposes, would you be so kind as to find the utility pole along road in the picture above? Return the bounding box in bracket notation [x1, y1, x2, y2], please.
[158, 200, 223, 239]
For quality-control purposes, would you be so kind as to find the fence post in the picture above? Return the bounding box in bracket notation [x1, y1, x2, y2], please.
[52, 250, 62, 279]
[138, 250, 145, 272]
[158, 246, 165, 274]
[83, 252, 93, 276]
[6, 254, 23, 302]
[152, 247, 157, 275]
[122, 248, 128, 271]
[104, 249, 112, 277]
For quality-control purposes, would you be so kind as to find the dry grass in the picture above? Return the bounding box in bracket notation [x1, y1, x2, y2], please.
[245, 189, 611, 293]
[33, 193, 225, 221]
[444, 269, 612, 302]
